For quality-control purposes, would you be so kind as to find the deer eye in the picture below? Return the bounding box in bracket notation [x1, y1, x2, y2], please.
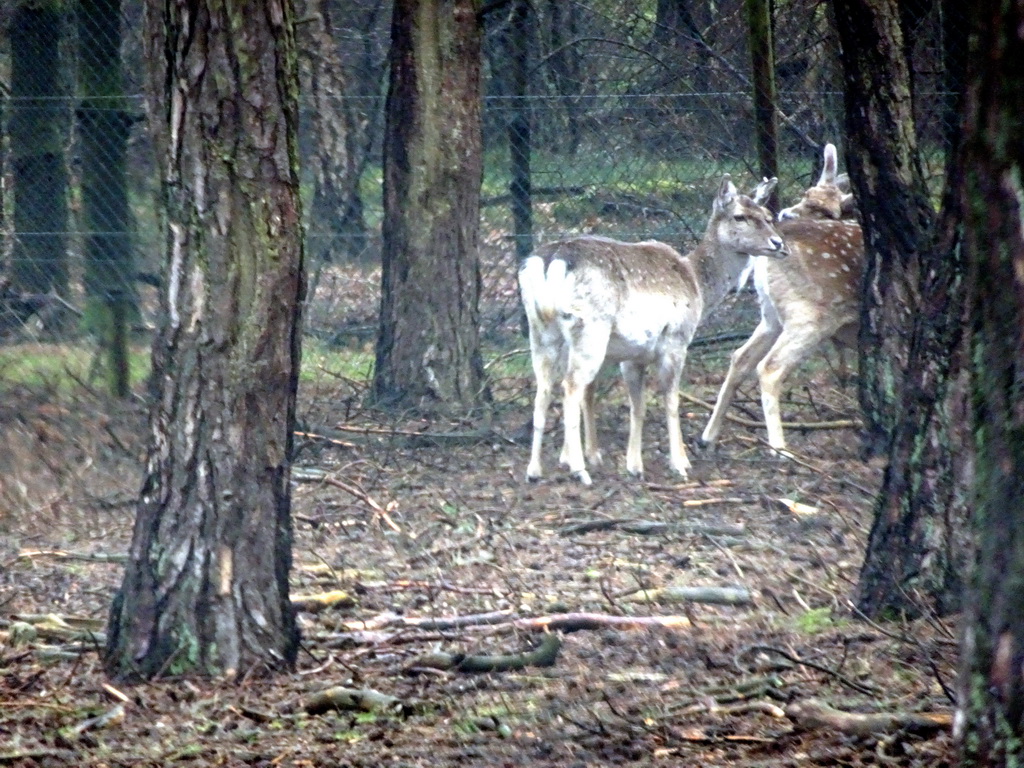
[733, 215, 746, 222]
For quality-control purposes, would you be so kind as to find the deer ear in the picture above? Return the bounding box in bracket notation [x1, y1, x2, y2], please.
[819, 143, 838, 185]
[840, 193, 858, 218]
[715, 175, 738, 213]
[751, 176, 778, 205]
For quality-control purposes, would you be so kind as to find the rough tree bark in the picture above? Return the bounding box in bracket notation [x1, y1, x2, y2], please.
[832, 0, 969, 619]
[104, 0, 304, 680]
[955, 0, 1024, 760]
[374, 0, 487, 408]
[832, 0, 934, 454]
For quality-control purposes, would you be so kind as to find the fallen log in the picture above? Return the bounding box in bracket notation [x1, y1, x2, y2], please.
[624, 586, 752, 607]
[785, 699, 952, 737]
[305, 687, 402, 716]
[290, 590, 355, 613]
[512, 612, 691, 633]
[409, 631, 561, 674]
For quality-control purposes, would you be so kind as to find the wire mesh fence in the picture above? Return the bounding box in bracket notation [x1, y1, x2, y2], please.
[0, 0, 959, 399]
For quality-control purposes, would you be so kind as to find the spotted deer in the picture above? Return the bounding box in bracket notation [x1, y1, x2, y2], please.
[700, 143, 864, 453]
[519, 176, 788, 485]
[778, 143, 858, 221]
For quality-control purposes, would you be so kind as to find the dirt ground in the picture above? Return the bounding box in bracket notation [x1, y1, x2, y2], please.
[0, 260, 958, 767]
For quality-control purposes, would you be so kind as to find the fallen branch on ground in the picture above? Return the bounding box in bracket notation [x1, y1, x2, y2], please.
[624, 586, 752, 607]
[408, 631, 561, 674]
[785, 699, 952, 737]
[305, 687, 403, 716]
[14, 550, 128, 565]
[326, 610, 692, 648]
[511, 612, 690, 633]
[290, 590, 356, 613]
[559, 519, 747, 537]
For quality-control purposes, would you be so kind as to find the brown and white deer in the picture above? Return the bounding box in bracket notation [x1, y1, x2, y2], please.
[700, 143, 864, 453]
[519, 176, 787, 485]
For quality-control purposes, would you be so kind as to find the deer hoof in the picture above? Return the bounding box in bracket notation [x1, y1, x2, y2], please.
[575, 469, 593, 486]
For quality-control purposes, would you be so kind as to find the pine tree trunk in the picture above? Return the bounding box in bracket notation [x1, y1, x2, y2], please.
[104, 0, 304, 680]
[955, 0, 1024, 760]
[374, 0, 487, 408]
[10, 1, 69, 298]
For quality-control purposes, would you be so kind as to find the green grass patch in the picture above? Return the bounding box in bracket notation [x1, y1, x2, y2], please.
[301, 337, 375, 383]
[792, 606, 848, 635]
[0, 341, 151, 394]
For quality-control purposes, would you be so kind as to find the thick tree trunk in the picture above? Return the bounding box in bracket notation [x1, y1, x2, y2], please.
[374, 0, 487, 408]
[833, 0, 969, 619]
[105, 0, 304, 680]
[77, 0, 137, 397]
[832, 0, 934, 455]
[955, 0, 1024, 760]
[9, 2, 69, 298]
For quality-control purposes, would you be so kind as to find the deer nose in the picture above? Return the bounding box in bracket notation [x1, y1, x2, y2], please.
[777, 208, 797, 221]
[770, 236, 787, 254]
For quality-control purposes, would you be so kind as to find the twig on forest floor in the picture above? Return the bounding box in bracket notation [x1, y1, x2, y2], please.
[293, 470, 400, 532]
[558, 518, 748, 537]
[13, 549, 128, 565]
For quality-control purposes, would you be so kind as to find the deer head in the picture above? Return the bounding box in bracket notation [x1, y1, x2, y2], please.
[778, 144, 857, 221]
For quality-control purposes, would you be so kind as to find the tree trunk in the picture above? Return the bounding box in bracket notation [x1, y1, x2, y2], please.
[374, 0, 487, 408]
[955, 0, 1024, 760]
[546, 0, 580, 155]
[105, 0, 304, 680]
[745, 0, 779, 212]
[506, 0, 533, 266]
[301, 0, 368, 267]
[77, 0, 137, 397]
[9, 1, 69, 298]
[831, 0, 934, 455]
[832, 0, 969, 619]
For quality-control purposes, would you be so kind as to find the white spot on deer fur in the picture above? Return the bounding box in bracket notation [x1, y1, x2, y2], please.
[821, 252, 832, 259]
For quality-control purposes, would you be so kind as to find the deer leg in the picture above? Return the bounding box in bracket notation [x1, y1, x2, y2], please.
[526, 336, 560, 481]
[701, 316, 781, 446]
[658, 357, 690, 478]
[582, 381, 603, 467]
[621, 361, 647, 477]
[562, 380, 601, 467]
[757, 320, 836, 453]
[562, 328, 609, 485]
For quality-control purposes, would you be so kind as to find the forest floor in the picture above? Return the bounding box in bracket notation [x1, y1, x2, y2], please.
[0, 256, 958, 767]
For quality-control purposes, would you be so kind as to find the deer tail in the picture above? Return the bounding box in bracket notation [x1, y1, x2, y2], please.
[519, 255, 566, 324]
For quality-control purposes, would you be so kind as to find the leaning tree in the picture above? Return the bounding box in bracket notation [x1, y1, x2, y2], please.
[105, 0, 304, 679]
